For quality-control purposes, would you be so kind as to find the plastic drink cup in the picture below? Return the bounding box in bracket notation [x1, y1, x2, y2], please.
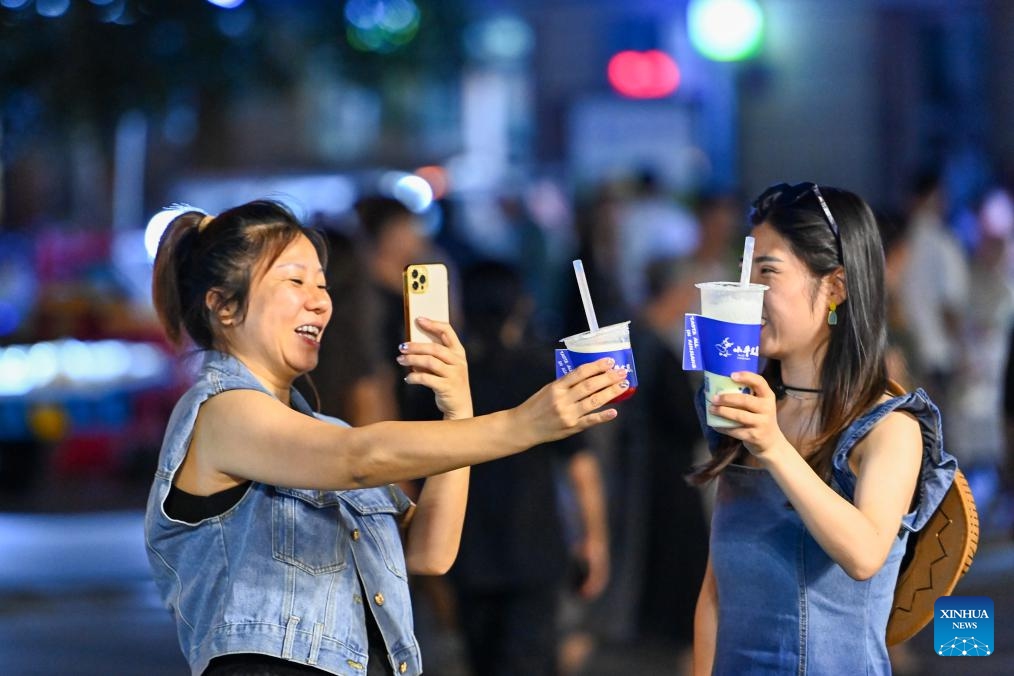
[696, 282, 767, 428]
[559, 321, 637, 403]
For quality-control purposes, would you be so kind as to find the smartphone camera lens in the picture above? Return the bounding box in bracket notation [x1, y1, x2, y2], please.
[419, 275, 427, 284]
[412, 281, 419, 290]
[411, 269, 419, 279]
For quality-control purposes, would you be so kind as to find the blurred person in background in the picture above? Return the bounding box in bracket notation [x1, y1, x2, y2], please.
[565, 182, 630, 334]
[449, 260, 610, 676]
[879, 210, 916, 390]
[689, 190, 742, 288]
[355, 195, 443, 423]
[1003, 310, 1014, 540]
[352, 194, 465, 669]
[690, 183, 957, 675]
[614, 167, 699, 310]
[144, 200, 628, 676]
[947, 187, 1014, 516]
[300, 223, 384, 426]
[898, 170, 969, 406]
[628, 258, 709, 675]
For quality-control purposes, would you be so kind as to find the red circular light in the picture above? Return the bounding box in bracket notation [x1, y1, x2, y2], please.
[607, 50, 681, 99]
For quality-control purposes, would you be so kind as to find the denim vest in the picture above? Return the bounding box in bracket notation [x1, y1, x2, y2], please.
[699, 389, 956, 674]
[145, 351, 420, 676]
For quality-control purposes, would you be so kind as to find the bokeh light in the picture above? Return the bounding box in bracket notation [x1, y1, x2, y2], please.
[415, 165, 449, 200]
[687, 0, 764, 62]
[36, 0, 70, 18]
[464, 15, 535, 63]
[345, 0, 421, 53]
[0, 339, 170, 396]
[206, 0, 245, 9]
[380, 171, 434, 213]
[607, 50, 680, 99]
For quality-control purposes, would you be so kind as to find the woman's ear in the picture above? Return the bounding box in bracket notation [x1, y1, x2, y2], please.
[205, 289, 237, 326]
[827, 267, 847, 304]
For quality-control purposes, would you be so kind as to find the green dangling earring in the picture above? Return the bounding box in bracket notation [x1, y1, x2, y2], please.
[828, 301, 838, 326]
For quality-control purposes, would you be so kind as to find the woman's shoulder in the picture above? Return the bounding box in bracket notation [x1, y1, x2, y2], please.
[831, 388, 958, 529]
[840, 389, 937, 457]
[849, 399, 922, 465]
[857, 387, 940, 433]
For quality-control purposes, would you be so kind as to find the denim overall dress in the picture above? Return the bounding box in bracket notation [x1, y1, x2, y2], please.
[704, 389, 956, 674]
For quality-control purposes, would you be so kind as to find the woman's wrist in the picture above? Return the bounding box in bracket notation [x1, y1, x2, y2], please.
[754, 438, 795, 469]
[442, 406, 474, 421]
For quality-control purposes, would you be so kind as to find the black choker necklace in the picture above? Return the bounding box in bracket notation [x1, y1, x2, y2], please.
[774, 383, 823, 400]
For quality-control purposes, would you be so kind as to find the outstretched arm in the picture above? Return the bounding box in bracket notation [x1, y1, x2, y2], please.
[189, 358, 627, 492]
[709, 371, 922, 580]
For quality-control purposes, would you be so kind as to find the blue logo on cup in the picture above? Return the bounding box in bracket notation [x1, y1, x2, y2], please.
[934, 596, 993, 656]
[682, 314, 760, 375]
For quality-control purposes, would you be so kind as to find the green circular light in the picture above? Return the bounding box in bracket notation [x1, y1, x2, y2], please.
[688, 0, 764, 62]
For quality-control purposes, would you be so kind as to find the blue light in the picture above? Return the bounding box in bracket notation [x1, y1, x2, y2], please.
[0, 339, 170, 396]
[393, 175, 434, 213]
[464, 15, 535, 63]
[206, 0, 245, 9]
[0, 346, 32, 396]
[687, 0, 764, 62]
[0, 303, 20, 336]
[36, 0, 70, 18]
[345, 0, 420, 53]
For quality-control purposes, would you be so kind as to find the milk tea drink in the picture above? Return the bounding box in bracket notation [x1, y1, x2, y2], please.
[557, 321, 637, 403]
[695, 282, 767, 428]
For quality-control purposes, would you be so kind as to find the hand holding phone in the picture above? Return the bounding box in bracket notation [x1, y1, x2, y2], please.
[403, 263, 450, 343]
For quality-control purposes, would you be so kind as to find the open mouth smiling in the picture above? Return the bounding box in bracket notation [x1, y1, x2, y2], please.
[295, 324, 322, 343]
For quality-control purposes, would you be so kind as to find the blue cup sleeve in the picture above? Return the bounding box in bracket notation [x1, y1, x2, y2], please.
[683, 314, 761, 376]
[555, 348, 638, 389]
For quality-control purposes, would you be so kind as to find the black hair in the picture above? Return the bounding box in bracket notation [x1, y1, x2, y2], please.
[151, 200, 327, 350]
[691, 183, 889, 483]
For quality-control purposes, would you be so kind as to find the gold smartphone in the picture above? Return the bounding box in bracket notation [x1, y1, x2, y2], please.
[403, 263, 450, 343]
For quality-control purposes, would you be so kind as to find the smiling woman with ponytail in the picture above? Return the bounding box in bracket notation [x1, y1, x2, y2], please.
[144, 199, 627, 675]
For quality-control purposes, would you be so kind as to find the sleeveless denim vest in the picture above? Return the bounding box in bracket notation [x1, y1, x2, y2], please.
[698, 388, 956, 674]
[145, 351, 420, 676]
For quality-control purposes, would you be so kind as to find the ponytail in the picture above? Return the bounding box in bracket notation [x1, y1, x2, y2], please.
[151, 210, 209, 349]
[149, 200, 325, 353]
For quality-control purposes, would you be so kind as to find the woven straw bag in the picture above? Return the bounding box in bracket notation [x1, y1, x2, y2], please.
[886, 467, 979, 645]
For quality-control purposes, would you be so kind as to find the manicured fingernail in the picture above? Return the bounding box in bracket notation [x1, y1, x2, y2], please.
[398, 343, 408, 352]
[605, 358, 615, 367]
[396, 355, 407, 364]
[619, 380, 629, 389]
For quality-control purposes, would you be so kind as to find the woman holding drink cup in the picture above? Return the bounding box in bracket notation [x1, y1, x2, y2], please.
[143, 200, 628, 676]
[690, 183, 957, 675]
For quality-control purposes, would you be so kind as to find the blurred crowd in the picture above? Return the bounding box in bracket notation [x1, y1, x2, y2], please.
[4, 162, 1014, 676]
[269, 163, 1014, 675]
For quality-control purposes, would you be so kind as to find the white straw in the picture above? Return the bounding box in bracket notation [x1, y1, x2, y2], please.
[572, 259, 600, 332]
[739, 236, 755, 286]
